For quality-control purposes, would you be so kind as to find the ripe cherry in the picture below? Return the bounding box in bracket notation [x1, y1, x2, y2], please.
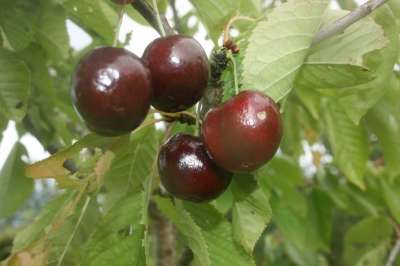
[72, 47, 152, 136]
[142, 35, 209, 112]
[158, 134, 232, 202]
[202, 90, 282, 172]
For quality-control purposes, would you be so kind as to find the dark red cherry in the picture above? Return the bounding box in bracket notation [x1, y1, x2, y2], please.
[142, 35, 209, 112]
[72, 47, 152, 136]
[158, 134, 232, 202]
[202, 90, 282, 172]
[112, 0, 134, 5]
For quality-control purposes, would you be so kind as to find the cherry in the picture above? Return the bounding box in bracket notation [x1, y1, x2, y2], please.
[72, 47, 152, 136]
[158, 134, 232, 202]
[202, 90, 282, 172]
[142, 35, 209, 112]
[112, 0, 134, 5]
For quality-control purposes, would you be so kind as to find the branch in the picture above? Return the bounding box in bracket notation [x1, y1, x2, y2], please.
[312, 0, 389, 45]
[386, 239, 400, 266]
[131, 0, 175, 36]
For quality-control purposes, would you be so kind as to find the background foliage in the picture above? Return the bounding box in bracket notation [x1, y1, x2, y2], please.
[0, 0, 400, 265]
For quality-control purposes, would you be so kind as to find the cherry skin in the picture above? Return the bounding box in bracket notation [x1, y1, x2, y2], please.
[202, 90, 283, 173]
[158, 134, 232, 202]
[72, 47, 152, 136]
[142, 35, 209, 112]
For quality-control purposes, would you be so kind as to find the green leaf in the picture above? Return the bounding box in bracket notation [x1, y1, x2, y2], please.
[323, 100, 368, 189]
[36, 2, 70, 60]
[155, 198, 211, 266]
[13, 192, 74, 252]
[184, 202, 255, 266]
[0, 1, 38, 51]
[232, 188, 272, 253]
[242, 0, 329, 101]
[103, 126, 160, 210]
[0, 143, 33, 219]
[343, 217, 392, 266]
[0, 48, 31, 121]
[305, 190, 333, 252]
[339, 6, 399, 124]
[62, 0, 118, 45]
[47, 196, 101, 266]
[257, 156, 307, 216]
[271, 198, 307, 250]
[81, 192, 145, 266]
[297, 9, 386, 89]
[25, 134, 120, 184]
[381, 180, 400, 223]
[189, 0, 259, 43]
[366, 83, 400, 176]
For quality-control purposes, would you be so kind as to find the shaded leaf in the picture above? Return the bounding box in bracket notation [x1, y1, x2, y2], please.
[323, 100, 368, 189]
[0, 143, 33, 219]
[155, 198, 211, 266]
[0, 49, 31, 121]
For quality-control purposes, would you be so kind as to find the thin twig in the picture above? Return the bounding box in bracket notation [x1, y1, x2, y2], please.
[386, 239, 400, 266]
[312, 0, 389, 45]
[113, 5, 126, 46]
[152, 0, 166, 36]
[169, 0, 182, 33]
[131, 0, 174, 36]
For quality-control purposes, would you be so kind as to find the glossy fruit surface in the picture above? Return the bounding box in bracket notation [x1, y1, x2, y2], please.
[202, 90, 282, 172]
[72, 47, 152, 136]
[158, 134, 232, 202]
[142, 35, 209, 112]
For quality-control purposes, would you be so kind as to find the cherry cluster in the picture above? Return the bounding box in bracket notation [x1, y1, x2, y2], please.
[72, 33, 282, 203]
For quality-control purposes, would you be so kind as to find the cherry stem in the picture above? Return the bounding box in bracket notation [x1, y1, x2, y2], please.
[227, 52, 240, 95]
[152, 0, 166, 37]
[113, 5, 126, 47]
[223, 15, 256, 45]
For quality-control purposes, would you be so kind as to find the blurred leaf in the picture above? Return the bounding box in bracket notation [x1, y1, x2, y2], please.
[62, 0, 118, 45]
[4, 239, 49, 266]
[0, 0, 39, 51]
[271, 198, 307, 250]
[297, 10, 386, 89]
[13, 192, 74, 252]
[257, 156, 307, 216]
[381, 179, 400, 223]
[189, 0, 259, 43]
[184, 202, 255, 266]
[305, 189, 333, 252]
[366, 82, 400, 176]
[81, 192, 145, 266]
[155, 198, 211, 266]
[36, 2, 70, 60]
[242, 0, 329, 101]
[0, 49, 31, 122]
[343, 216, 392, 266]
[0, 143, 33, 219]
[323, 100, 368, 189]
[339, 6, 399, 124]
